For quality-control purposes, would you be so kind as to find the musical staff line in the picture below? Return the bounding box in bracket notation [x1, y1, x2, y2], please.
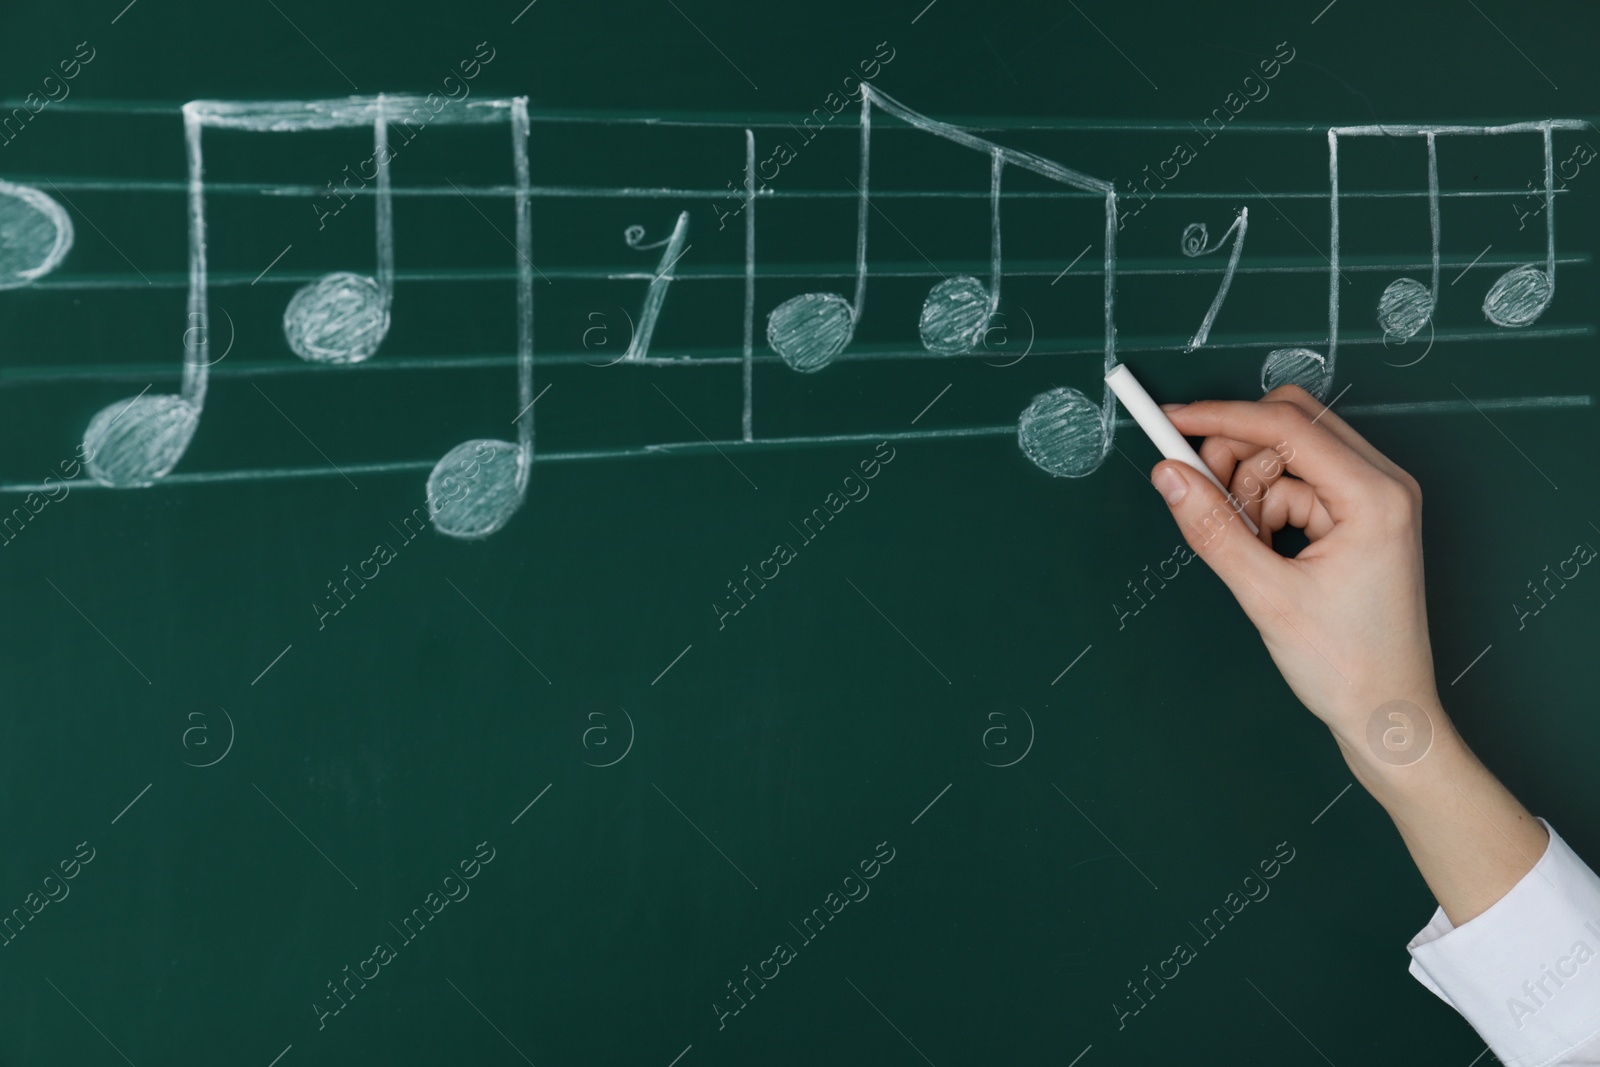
[16, 252, 1589, 294]
[25, 100, 1587, 134]
[0, 395, 1585, 494]
[4, 324, 1591, 387]
[9, 178, 1572, 202]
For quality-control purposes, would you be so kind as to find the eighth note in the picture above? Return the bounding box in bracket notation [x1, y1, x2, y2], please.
[1483, 121, 1558, 328]
[764, 88, 872, 373]
[918, 146, 1003, 356]
[423, 97, 535, 540]
[282, 103, 395, 364]
[1376, 132, 1439, 342]
[82, 106, 211, 487]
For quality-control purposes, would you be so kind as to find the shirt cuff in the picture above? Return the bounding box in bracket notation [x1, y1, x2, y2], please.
[1407, 819, 1600, 1067]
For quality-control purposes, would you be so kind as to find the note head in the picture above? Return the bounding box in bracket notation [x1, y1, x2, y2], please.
[1482, 264, 1553, 327]
[426, 439, 527, 540]
[82, 394, 201, 488]
[1017, 387, 1109, 478]
[0, 180, 74, 289]
[919, 276, 993, 356]
[766, 292, 855, 373]
[283, 271, 391, 364]
[1376, 277, 1434, 341]
[1260, 347, 1332, 402]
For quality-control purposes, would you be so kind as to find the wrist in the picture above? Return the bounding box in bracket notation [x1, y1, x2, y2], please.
[1327, 695, 1466, 802]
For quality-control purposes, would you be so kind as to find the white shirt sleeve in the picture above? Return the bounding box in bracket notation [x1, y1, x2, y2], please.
[1408, 819, 1600, 1067]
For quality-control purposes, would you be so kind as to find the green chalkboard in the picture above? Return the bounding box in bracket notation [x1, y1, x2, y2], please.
[1, 1, 1597, 1064]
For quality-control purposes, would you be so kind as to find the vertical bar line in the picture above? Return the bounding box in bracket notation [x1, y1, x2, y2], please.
[742, 128, 755, 442]
[1327, 128, 1341, 373]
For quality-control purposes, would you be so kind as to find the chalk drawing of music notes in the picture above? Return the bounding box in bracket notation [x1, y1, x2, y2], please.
[872, 88, 1120, 477]
[18, 104, 1590, 525]
[1261, 121, 1581, 404]
[1180, 207, 1247, 353]
[79, 94, 532, 500]
[918, 145, 1003, 355]
[621, 211, 690, 362]
[283, 104, 395, 364]
[422, 96, 535, 540]
[1372, 124, 1563, 340]
[871, 86, 1115, 368]
[764, 91, 871, 373]
[1483, 121, 1559, 327]
[81, 103, 211, 487]
[0, 181, 73, 288]
[1375, 133, 1440, 343]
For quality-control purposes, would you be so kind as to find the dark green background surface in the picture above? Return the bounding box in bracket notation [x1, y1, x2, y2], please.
[0, 1, 1596, 1064]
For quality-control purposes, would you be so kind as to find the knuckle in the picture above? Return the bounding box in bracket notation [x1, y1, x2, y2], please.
[1265, 383, 1316, 409]
[1371, 478, 1418, 530]
[1267, 399, 1313, 432]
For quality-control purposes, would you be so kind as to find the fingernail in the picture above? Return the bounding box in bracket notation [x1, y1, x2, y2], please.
[1152, 466, 1187, 505]
[1160, 402, 1186, 412]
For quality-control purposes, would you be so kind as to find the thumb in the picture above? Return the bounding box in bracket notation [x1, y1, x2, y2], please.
[1150, 461, 1280, 592]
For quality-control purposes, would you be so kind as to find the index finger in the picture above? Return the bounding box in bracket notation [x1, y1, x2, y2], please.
[1164, 398, 1386, 520]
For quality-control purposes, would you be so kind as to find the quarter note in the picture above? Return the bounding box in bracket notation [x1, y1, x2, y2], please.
[918, 147, 1002, 355]
[1484, 121, 1556, 327]
[1260, 127, 1339, 402]
[1179, 206, 1248, 353]
[1375, 132, 1438, 343]
[764, 89, 871, 373]
[423, 97, 535, 540]
[82, 105, 210, 487]
[282, 101, 395, 363]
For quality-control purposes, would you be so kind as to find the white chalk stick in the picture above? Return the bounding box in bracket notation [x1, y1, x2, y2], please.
[1104, 363, 1260, 536]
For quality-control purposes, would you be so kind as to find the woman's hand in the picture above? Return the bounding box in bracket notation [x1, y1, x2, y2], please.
[1150, 384, 1438, 754]
[1149, 383, 1546, 925]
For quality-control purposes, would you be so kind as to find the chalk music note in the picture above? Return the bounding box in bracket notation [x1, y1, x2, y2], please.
[282, 104, 395, 364]
[764, 91, 871, 373]
[918, 146, 1003, 355]
[422, 96, 535, 539]
[760, 85, 1122, 477]
[1483, 121, 1557, 327]
[1375, 124, 1560, 339]
[1179, 206, 1247, 353]
[82, 98, 403, 488]
[75, 94, 537, 527]
[1376, 133, 1439, 343]
[863, 87, 1119, 477]
[81, 104, 211, 487]
[765, 87, 1086, 373]
[1261, 121, 1574, 404]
